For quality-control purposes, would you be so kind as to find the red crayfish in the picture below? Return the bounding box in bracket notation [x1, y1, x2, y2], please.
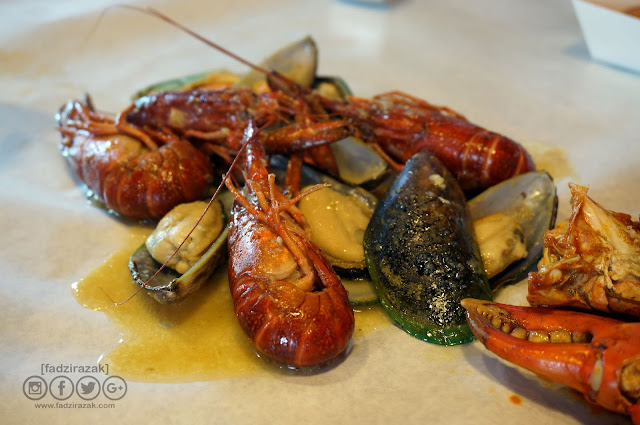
[56, 8, 535, 221]
[225, 124, 355, 367]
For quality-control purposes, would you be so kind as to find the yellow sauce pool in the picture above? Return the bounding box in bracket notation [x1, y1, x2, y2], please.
[524, 143, 577, 181]
[72, 228, 391, 383]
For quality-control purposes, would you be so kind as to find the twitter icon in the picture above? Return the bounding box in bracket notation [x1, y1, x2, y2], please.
[81, 381, 96, 394]
[76, 376, 100, 400]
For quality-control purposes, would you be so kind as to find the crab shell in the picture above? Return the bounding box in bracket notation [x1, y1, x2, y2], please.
[528, 183, 640, 318]
[462, 298, 640, 423]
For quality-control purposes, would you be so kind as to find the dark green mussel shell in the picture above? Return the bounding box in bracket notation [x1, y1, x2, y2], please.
[364, 151, 492, 345]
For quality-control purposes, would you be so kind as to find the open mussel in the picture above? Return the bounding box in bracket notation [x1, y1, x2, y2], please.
[296, 169, 377, 277]
[468, 171, 557, 290]
[271, 156, 380, 305]
[129, 200, 228, 304]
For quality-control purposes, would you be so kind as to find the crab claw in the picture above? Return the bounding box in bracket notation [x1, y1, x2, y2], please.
[461, 298, 640, 424]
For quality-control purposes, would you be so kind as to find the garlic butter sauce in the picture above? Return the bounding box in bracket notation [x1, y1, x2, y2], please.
[72, 228, 389, 382]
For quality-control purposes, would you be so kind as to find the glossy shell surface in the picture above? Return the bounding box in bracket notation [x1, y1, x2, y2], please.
[468, 171, 557, 290]
[364, 151, 492, 345]
[129, 200, 229, 304]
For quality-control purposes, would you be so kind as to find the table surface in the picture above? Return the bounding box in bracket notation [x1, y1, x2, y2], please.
[2, 0, 639, 424]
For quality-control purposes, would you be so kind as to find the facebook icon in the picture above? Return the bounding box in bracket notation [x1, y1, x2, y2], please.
[50, 376, 73, 400]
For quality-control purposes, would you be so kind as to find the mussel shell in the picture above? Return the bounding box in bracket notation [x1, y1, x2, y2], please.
[272, 155, 377, 276]
[131, 69, 240, 99]
[131, 36, 319, 99]
[468, 171, 557, 290]
[313, 76, 353, 100]
[236, 36, 318, 89]
[364, 151, 492, 345]
[129, 205, 229, 304]
[312, 76, 392, 190]
[340, 276, 379, 306]
[329, 136, 391, 190]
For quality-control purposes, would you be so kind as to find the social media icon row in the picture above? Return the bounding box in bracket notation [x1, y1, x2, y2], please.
[23, 375, 126, 401]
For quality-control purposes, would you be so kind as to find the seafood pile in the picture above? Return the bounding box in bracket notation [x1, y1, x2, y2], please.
[55, 21, 638, 423]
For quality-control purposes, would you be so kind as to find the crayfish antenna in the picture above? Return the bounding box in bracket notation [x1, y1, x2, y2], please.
[113, 121, 268, 305]
[103, 4, 301, 92]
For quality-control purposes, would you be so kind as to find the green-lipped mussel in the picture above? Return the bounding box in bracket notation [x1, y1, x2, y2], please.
[328, 136, 391, 191]
[270, 156, 380, 305]
[129, 200, 228, 304]
[468, 171, 557, 290]
[364, 151, 492, 345]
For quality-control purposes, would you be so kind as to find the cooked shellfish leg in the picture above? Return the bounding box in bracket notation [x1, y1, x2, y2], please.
[461, 298, 640, 424]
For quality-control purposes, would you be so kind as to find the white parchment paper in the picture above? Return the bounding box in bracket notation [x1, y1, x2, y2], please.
[2, 0, 639, 424]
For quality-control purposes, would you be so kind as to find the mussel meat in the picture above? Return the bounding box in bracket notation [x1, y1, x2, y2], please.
[297, 183, 380, 306]
[468, 171, 557, 290]
[129, 200, 228, 304]
[473, 213, 527, 279]
[270, 156, 380, 305]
